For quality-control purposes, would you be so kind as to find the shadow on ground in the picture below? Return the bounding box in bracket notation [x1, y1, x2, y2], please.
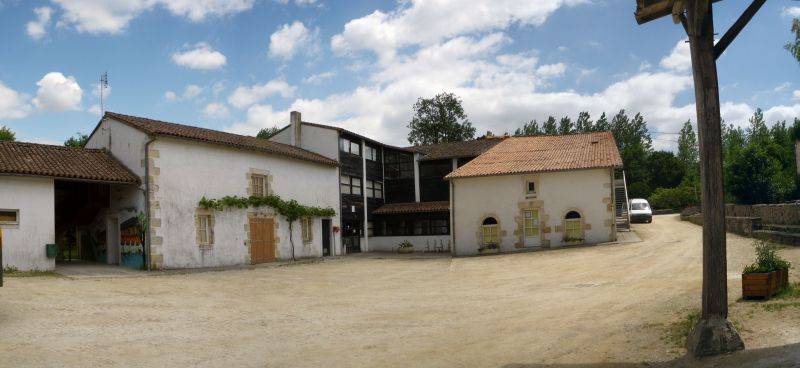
[503, 342, 800, 368]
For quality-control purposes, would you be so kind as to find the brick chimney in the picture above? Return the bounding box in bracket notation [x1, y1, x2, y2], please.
[290, 111, 302, 147]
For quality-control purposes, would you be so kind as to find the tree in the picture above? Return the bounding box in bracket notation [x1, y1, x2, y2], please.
[728, 144, 782, 204]
[64, 132, 89, 147]
[407, 92, 476, 145]
[557, 116, 573, 135]
[514, 120, 541, 136]
[575, 112, 593, 133]
[746, 108, 769, 147]
[257, 126, 280, 139]
[786, 18, 800, 63]
[609, 110, 652, 198]
[542, 116, 558, 135]
[0, 125, 15, 142]
[594, 112, 610, 132]
[677, 120, 699, 169]
[647, 151, 685, 190]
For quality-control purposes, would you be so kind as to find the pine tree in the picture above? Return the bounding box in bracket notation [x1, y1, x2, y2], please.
[575, 112, 593, 133]
[558, 116, 573, 135]
[514, 120, 541, 136]
[542, 116, 558, 135]
[677, 120, 699, 169]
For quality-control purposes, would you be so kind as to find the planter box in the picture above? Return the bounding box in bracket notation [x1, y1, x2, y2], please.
[742, 271, 782, 300]
[778, 268, 789, 290]
[478, 247, 499, 254]
[397, 247, 414, 254]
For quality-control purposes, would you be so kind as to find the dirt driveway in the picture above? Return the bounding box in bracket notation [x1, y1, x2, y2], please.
[1, 214, 799, 368]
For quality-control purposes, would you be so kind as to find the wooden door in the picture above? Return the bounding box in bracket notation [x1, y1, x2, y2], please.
[250, 217, 275, 264]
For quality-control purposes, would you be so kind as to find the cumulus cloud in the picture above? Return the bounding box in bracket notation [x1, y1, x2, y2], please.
[164, 85, 202, 101]
[228, 79, 296, 109]
[26, 6, 52, 40]
[660, 39, 691, 72]
[331, 0, 586, 60]
[302, 71, 336, 85]
[794, 90, 800, 101]
[203, 102, 230, 119]
[784, 6, 800, 18]
[52, 0, 255, 35]
[0, 81, 32, 119]
[164, 91, 178, 101]
[32, 72, 83, 111]
[275, 0, 317, 5]
[172, 43, 227, 70]
[268, 21, 313, 60]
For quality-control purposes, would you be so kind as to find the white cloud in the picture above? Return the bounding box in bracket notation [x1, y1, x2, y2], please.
[164, 91, 178, 101]
[784, 7, 800, 18]
[0, 81, 32, 119]
[183, 84, 203, 99]
[203, 102, 230, 119]
[793, 90, 800, 101]
[774, 82, 791, 92]
[660, 39, 691, 72]
[91, 83, 112, 98]
[88, 104, 101, 116]
[763, 104, 800, 123]
[276, 0, 317, 5]
[172, 43, 227, 70]
[331, 0, 587, 61]
[302, 71, 335, 85]
[52, 0, 255, 35]
[26, 6, 52, 40]
[228, 79, 296, 109]
[268, 21, 312, 60]
[32, 72, 83, 111]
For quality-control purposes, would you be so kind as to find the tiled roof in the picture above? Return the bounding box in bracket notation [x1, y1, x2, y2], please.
[445, 132, 623, 179]
[407, 138, 504, 161]
[104, 112, 338, 166]
[0, 141, 139, 184]
[373, 201, 450, 215]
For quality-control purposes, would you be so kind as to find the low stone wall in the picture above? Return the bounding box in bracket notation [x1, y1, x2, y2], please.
[725, 203, 800, 226]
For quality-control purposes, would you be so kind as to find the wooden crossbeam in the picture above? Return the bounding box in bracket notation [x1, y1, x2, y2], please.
[713, 0, 766, 59]
[635, 0, 722, 25]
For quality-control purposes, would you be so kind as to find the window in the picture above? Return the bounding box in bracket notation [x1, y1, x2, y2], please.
[366, 180, 383, 199]
[413, 219, 430, 235]
[301, 217, 313, 243]
[0, 209, 19, 225]
[523, 210, 539, 236]
[367, 221, 374, 237]
[631, 202, 650, 210]
[431, 219, 449, 235]
[365, 146, 377, 161]
[340, 175, 362, 195]
[384, 151, 414, 179]
[481, 217, 499, 245]
[197, 214, 214, 246]
[251, 174, 268, 197]
[564, 211, 582, 240]
[526, 180, 536, 195]
[339, 137, 361, 156]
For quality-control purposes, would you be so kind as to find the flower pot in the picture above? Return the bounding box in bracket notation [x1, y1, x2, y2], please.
[742, 271, 781, 300]
[478, 247, 499, 255]
[778, 268, 789, 290]
[397, 247, 414, 254]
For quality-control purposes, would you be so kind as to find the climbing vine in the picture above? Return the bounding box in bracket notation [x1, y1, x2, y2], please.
[198, 195, 336, 261]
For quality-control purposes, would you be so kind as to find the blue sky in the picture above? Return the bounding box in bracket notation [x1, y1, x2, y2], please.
[0, 0, 798, 149]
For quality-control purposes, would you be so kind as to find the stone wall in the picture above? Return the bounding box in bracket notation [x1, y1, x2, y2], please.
[725, 203, 800, 226]
[681, 203, 800, 245]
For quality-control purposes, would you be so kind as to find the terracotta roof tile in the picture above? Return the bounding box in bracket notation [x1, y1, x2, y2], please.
[373, 201, 450, 215]
[407, 138, 504, 161]
[445, 132, 623, 179]
[105, 112, 338, 166]
[0, 141, 139, 184]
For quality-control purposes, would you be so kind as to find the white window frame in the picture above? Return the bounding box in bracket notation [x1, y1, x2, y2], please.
[365, 180, 384, 199]
[523, 210, 539, 237]
[0, 209, 19, 225]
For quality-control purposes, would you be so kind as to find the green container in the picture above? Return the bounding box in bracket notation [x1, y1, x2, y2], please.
[46, 243, 58, 258]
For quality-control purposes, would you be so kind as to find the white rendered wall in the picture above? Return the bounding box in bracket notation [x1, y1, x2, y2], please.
[451, 168, 615, 256]
[150, 138, 340, 269]
[271, 124, 339, 161]
[368, 235, 451, 252]
[0, 176, 55, 271]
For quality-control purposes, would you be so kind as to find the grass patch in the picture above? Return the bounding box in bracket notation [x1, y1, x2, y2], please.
[3, 266, 61, 278]
[774, 282, 800, 300]
[663, 309, 700, 349]
[763, 301, 800, 312]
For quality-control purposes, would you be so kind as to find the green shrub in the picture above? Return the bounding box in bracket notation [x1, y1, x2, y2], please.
[648, 185, 698, 210]
[743, 241, 792, 274]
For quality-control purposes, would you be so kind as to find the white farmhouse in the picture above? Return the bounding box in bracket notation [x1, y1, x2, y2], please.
[446, 132, 624, 256]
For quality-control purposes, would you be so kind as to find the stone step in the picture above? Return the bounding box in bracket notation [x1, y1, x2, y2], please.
[752, 230, 800, 246]
[761, 224, 800, 234]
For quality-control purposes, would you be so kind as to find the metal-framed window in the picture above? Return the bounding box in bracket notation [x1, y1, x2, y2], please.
[340, 175, 362, 195]
[339, 137, 361, 156]
[365, 180, 383, 199]
[0, 209, 19, 225]
[365, 146, 377, 161]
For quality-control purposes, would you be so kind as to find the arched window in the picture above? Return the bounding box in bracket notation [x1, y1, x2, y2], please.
[564, 211, 582, 241]
[482, 217, 499, 245]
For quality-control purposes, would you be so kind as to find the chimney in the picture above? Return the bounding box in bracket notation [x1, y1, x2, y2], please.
[290, 111, 302, 147]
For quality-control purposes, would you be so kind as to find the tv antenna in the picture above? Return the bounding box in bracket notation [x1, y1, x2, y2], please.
[100, 72, 109, 114]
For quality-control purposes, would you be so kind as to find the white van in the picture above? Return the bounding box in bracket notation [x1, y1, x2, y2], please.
[630, 198, 652, 223]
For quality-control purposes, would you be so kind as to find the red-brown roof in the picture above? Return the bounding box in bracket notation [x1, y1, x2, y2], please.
[0, 141, 139, 184]
[104, 112, 338, 166]
[373, 201, 450, 215]
[407, 138, 504, 161]
[445, 132, 623, 179]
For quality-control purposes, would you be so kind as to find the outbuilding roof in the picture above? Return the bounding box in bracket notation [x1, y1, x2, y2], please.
[372, 201, 450, 215]
[445, 132, 623, 179]
[103, 112, 338, 167]
[407, 138, 505, 161]
[0, 141, 139, 184]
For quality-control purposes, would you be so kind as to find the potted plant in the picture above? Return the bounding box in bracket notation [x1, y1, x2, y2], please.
[742, 241, 791, 300]
[397, 240, 414, 254]
[478, 244, 500, 254]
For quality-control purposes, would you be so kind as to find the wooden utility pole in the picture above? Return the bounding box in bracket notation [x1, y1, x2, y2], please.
[635, 0, 766, 358]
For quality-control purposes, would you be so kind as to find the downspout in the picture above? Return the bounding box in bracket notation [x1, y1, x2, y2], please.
[143, 135, 156, 271]
[450, 180, 456, 255]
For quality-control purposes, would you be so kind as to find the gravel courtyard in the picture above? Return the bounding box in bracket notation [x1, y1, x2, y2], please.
[2, 214, 799, 368]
